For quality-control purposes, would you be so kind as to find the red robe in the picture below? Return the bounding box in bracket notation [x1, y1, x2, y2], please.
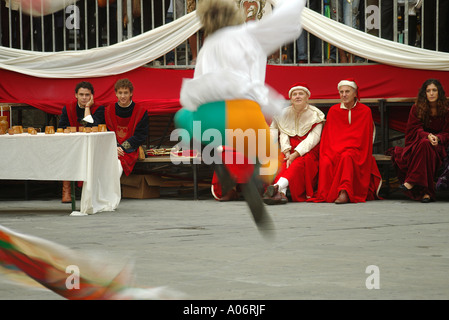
[274, 127, 320, 202]
[105, 104, 147, 176]
[210, 146, 255, 200]
[310, 102, 381, 203]
[67, 101, 101, 129]
[388, 105, 449, 200]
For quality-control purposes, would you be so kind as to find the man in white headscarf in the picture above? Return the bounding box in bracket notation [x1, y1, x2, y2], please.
[309, 79, 382, 204]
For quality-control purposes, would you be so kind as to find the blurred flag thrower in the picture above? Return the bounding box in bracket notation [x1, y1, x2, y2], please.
[175, 0, 306, 238]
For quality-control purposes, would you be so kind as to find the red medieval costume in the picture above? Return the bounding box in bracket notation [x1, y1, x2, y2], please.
[210, 146, 255, 200]
[58, 100, 106, 201]
[310, 102, 382, 203]
[105, 102, 148, 176]
[388, 104, 449, 200]
[58, 100, 105, 130]
[271, 104, 325, 201]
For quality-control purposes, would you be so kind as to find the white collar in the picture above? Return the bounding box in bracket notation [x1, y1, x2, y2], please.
[118, 100, 133, 108]
[340, 101, 358, 125]
[340, 101, 358, 110]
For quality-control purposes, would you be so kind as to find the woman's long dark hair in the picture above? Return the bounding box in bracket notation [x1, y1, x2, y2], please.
[415, 78, 448, 127]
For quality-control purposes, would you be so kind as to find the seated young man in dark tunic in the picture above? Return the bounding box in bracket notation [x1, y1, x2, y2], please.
[58, 81, 105, 203]
[105, 78, 149, 177]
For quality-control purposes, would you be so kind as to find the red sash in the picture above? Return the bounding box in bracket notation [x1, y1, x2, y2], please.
[105, 103, 146, 176]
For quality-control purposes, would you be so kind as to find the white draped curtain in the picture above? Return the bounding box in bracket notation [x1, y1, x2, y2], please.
[1, 1, 449, 78]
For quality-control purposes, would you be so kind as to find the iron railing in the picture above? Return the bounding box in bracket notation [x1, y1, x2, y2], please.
[0, 0, 447, 67]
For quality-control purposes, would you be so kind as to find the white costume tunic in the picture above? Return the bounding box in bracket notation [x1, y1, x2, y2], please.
[180, 0, 306, 118]
[269, 103, 325, 201]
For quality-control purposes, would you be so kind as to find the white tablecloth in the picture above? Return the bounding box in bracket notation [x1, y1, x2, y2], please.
[0, 132, 121, 214]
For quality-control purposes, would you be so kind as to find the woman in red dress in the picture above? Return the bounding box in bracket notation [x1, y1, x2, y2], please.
[388, 79, 449, 202]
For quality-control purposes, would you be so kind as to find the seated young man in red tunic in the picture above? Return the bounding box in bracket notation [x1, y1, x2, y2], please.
[105, 78, 149, 177]
[309, 79, 382, 204]
[58, 81, 105, 203]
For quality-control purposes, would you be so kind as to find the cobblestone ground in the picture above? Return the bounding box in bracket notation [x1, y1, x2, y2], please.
[1, 189, 449, 301]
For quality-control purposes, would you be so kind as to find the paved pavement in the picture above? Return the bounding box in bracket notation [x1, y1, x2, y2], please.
[1, 188, 449, 301]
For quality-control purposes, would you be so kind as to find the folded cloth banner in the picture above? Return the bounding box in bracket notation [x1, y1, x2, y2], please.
[0, 10, 200, 78]
[301, 7, 449, 71]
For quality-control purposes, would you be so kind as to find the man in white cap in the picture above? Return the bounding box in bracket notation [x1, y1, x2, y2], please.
[264, 82, 325, 204]
[309, 78, 382, 204]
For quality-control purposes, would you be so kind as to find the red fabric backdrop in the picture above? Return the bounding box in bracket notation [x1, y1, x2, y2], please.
[1, 64, 449, 131]
[267, 64, 449, 100]
[0, 67, 191, 115]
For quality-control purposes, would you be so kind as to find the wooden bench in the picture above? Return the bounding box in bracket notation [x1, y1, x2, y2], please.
[373, 154, 392, 162]
[135, 113, 208, 200]
[373, 154, 393, 196]
[146, 113, 176, 149]
[136, 111, 397, 200]
[309, 98, 414, 153]
[135, 154, 203, 200]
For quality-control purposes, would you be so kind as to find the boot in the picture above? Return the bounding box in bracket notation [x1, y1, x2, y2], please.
[334, 189, 349, 204]
[241, 174, 275, 239]
[62, 181, 72, 203]
[214, 164, 236, 197]
[219, 188, 239, 202]
[263, 185, 288, 205]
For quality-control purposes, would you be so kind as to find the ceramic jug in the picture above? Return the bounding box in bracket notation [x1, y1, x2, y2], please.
[0, 116, 9, 134]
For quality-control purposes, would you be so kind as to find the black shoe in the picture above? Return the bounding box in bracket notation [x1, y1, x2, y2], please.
[219, 189, 239, 202]
[263, 185, 278, 198]
[242, 176, 275, 239]
[421, 196, 432, 203]
[214, 164, 236, 197]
